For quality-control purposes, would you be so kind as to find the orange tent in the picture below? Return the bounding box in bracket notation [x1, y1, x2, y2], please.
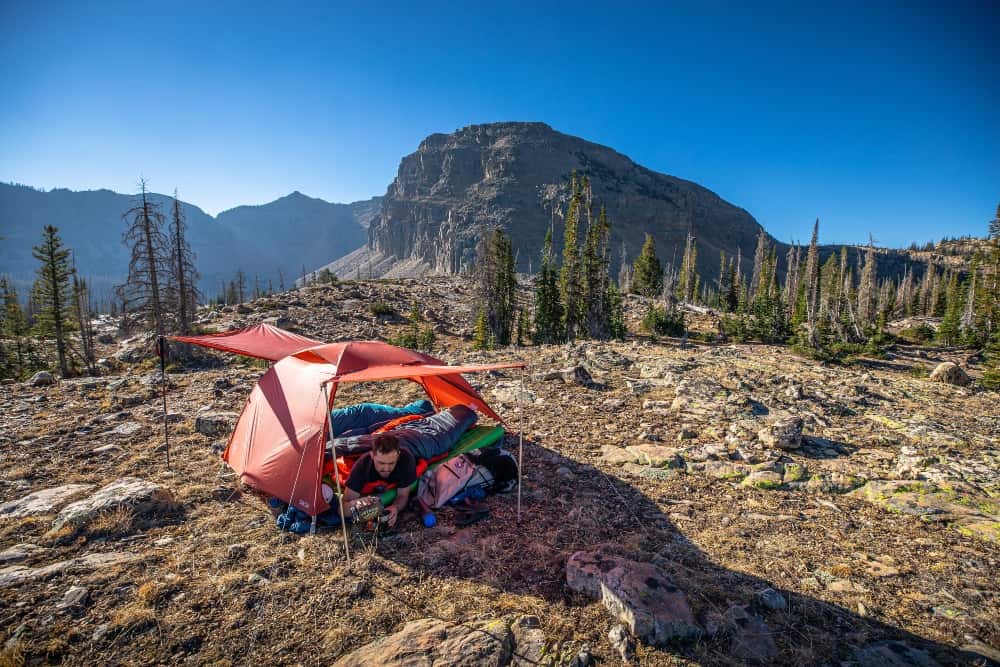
[170, 324, 524, 516]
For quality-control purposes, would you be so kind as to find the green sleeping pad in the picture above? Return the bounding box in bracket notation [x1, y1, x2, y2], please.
[378, 425, 505, 506]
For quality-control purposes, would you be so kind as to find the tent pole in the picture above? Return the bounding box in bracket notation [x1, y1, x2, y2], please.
[157, 336, 170, 470]
[322, 382, 351, 565]
[517, 367, 524, 523]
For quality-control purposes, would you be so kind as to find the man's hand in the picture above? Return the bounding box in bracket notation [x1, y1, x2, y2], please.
[384, 504, 399, 527]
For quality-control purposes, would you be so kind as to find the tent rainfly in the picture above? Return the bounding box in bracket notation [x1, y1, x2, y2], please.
[169, 323, 525, 518]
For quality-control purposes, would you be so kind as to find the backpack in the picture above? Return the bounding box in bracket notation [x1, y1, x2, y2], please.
[417, 455, 476, 509]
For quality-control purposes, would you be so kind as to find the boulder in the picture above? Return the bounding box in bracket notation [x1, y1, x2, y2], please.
[566, 550, 699, 646]
[929, 362, 970, 386]
[52, 477, 176, 531]
[758, 415, 803, 450]
[624, 444, 683, 468]
[0, 544, 48, 564]
[28, 371, 56, 386]
[332, 617, 513, 667]
[195, 411, 239, 438]
[0, 484, 95, 519]
[558, 365, 594, 386]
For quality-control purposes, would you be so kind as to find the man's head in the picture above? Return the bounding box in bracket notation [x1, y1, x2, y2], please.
[370, 433, 401, 478]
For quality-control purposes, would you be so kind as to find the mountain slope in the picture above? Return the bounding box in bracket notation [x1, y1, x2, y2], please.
[0, 183, 375, 300]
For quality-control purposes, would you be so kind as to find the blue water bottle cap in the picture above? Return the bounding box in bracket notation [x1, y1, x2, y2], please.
[422, 512, 437, 528]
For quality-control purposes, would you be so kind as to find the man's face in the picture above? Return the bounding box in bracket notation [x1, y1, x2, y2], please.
[372, 450, 399, 478]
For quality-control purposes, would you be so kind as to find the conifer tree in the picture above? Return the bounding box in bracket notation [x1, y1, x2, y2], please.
[533, 227, 564, 344]
[937, 271, 962, 345]
[857, 237, 877, 329]
[32, 225, 75, 376]
[793, 219, 821, 347]
[559, 174, 584, 340]
[473, 227, 516, 348]
[632, 233, 663, 298]
[2, 281, 30, 378]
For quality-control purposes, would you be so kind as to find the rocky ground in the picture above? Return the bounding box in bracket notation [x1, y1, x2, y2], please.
[0, 278, 998, 666]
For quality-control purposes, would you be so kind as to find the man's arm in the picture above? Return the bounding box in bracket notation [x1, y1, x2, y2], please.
[340, 487, 362, 515]
[384, 485, 411, 527]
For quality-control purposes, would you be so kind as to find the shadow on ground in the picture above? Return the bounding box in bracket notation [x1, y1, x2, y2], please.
[362, 436, 997, 666]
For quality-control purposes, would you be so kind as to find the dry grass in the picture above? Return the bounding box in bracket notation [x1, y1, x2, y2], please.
[0, 644, 24, 667]
[86, 505, 134, 537]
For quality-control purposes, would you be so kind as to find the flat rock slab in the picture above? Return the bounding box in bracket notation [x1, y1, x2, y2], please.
[566, 550, 699, 646]
[0, 543, 48, 564]
[0, 551, 140, 588]
[332, 617, 513, 667]
[52, 477, 176, 531]
[195, 412, 239, 438]
[0, 484, 96, 520]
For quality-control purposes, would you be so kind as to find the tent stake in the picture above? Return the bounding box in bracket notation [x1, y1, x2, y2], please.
[157, 336, 170, 470]
[322, 383, 351, 564]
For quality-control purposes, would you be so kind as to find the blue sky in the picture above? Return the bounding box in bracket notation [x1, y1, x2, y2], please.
[1, 0, 997, 247]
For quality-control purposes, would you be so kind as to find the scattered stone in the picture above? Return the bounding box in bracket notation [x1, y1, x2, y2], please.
[91, 444, 121, 455]
[753, 587, 787, 611]
[28, 371, 56, 386]
[929, 362, 970, 387]
[566, 550, 699, 645]
[741, 471, 783, 490]
[227, 543, 248, 560]
[57, 585, 89, 609]
[108, 421, 144, 437]
[601, 445, 635, 466]
[558, 365, 594, 386]
[511, 615, 547, 666]
[52, 477, 176, 531]
[853, 640, 942, 667]
[194, 412, 239, 438]
[332, 617, 513, 667]
[247, 573, 269, 586]
[0, 484, 96, 520]
[608, 624, 635, 663]
[724, 605, 777, 663]
[491, 382, 537, 405]
[758, 415, 803, 450]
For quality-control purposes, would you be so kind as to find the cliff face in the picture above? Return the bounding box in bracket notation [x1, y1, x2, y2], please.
[366, 122, 766, 278]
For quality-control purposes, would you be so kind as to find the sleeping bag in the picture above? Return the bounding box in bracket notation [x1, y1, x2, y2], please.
[332, 405, 478, 460]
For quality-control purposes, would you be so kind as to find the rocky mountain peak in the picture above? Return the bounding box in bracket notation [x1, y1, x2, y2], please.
[353, 121, 766, 279]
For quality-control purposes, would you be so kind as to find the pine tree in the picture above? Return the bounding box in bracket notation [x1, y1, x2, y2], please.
[793, 219, 821, 347]
[533, 228, 565, 344]
[473, 227, 516, 348]
[937, 271, 963, 345]
[472, 306, 491, 350]
[32, 225, 75, 376]
[632, 233, 663, 298]
[2, 281, 30, 379]
[559, 175, 584, 340]
[168, 191, 201, 334]
[117, 180, 170, 337]
[750, 229, 768, 302]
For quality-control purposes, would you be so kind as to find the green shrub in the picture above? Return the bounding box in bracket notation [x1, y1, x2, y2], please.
[369, 301, 396, 317]
[642, 304, 685, 337]
[897, 323, 935, 344]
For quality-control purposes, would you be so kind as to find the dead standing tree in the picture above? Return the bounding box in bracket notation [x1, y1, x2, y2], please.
[168, 190, 201, 335]
[116, 180, 170, 339]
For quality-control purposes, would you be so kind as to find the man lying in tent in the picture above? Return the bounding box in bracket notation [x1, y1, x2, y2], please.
[340, 433, 413, 527]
